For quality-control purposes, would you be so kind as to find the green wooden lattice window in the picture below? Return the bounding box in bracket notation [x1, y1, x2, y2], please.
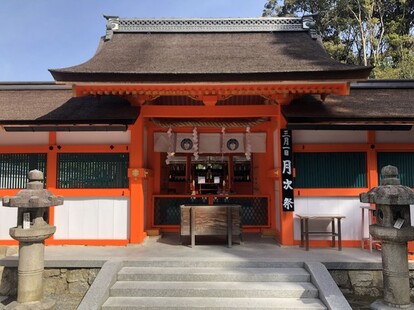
[0, 153, 47, 189]
[294, 152, 367, 188]
[377, 152, 414, 187]
[57, 153, 129, 188]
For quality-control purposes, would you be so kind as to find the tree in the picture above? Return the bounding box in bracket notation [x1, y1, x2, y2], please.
[263, 0, 414, 78]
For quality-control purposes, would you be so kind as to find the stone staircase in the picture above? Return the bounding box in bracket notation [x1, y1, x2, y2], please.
[100, 260, 333, 309]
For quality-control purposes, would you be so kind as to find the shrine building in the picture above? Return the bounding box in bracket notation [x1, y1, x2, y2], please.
[0, 16, 413, 249]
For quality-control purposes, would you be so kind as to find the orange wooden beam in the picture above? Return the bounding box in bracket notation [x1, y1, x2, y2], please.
[0, 145, 130, 154]
[75, 82, 349, 98]
[0, 146, 48, 153]
[53, 189, 130, 197]
[294, 188, 369, 197]
[202, 95, 218, 106]
[52, 145, 130, 153]
[293, 144, 369, 152]
[46, 239, 129, 246]
[0, 189, 20, 197]
[141, 105, 279, 118]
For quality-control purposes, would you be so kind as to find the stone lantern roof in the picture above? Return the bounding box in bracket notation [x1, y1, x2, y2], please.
[2, 170, 63, 208]
[360, 165, 414, 205]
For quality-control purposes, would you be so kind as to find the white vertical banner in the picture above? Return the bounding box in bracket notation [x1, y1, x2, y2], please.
[281, 129, 294, 212]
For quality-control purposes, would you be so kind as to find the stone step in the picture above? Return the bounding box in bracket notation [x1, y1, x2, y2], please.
[102, 296, 327, 309]
[110, 281, 319, 298]
[118, 266, 310, 282]
[123, 260, 304, 268]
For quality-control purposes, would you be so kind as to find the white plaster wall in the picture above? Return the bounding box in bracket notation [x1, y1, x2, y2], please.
[411, 205, 414, 227]
[294, 196, 368, 241]
[56, 131, 130, 145]
[0, 131, 48, 145]
[0, 201, 17, 240]
[376, 128, 414, 144]
[293, 130, 367, 144]
[54, 197, 129, 239]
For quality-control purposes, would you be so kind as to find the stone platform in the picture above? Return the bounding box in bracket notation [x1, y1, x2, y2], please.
[0, 233, 409, 309]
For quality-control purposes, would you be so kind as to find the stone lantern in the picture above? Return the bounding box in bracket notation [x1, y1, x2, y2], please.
[360, 165, 414, 309]
[2, 170, 63, 310]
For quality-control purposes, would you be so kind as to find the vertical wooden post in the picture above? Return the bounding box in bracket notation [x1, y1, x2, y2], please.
[228, 155, 233, 192]
[45, 132, 57, 245]
[129, 116, 147, 243]
[146, 123, 155, 230]
[367, 131, 378, 189]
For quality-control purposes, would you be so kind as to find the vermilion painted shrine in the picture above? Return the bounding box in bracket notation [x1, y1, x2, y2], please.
[1, 16, 413, 249]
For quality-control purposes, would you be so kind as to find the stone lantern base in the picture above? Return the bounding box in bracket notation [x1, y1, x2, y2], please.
[371, 299, 414, 309]
[5, 298, 55, 310]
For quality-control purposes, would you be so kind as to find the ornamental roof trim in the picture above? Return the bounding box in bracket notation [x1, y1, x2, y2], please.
[104, 15, 317, 40]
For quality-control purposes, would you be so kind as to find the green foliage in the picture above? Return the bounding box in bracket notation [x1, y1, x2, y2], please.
[262, 0, 414, 79]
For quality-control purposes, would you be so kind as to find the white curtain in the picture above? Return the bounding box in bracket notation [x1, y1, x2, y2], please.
[175, 133, 196, 153]
[199, 133, 221, 153]
[154, 132, 266, 153]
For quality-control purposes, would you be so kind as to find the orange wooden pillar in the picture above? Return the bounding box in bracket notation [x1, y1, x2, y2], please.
[145, 123, 156, 230]
[258, 119, 277, 232]
[129, 115, 148, 243]
[45, 132, 58, 245]
[367, 131, 378, 190]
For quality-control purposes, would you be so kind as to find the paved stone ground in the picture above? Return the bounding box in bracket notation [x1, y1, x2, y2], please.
[345, 293, 381, 309]
[0, 292, 388, 309]
[1, 293, 83, 310]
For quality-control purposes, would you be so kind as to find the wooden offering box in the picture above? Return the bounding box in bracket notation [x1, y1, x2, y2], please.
[180, 205, 242, 247]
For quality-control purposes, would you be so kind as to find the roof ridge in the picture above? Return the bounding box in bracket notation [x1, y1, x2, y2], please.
[0, 83, 71, 91]
[351, 80, 414, 89]
[103, 15, 317, 40]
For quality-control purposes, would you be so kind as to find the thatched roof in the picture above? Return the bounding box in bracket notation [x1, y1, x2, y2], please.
[282, 80, 414, 129]
[0, 83, 139, 126]
[49, 17, 371, 83]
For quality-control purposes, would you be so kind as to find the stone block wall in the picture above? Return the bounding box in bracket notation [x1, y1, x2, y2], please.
[330, 270, 384, 297]
[1, 246, 100, 310]
[43, 268, 100, 310]
[1, 266, 100, 310]
[330, 269, 414, 300]
[0, 246, 18, 297]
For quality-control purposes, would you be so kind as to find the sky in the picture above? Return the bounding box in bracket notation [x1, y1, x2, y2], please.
[0, 0, 265, 82]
